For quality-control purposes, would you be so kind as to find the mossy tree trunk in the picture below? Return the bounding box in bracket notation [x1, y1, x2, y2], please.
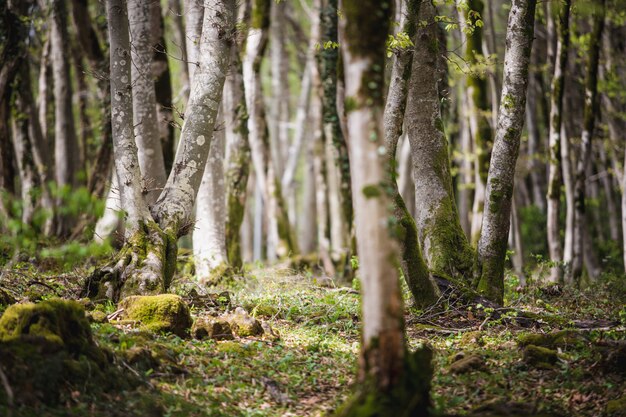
[571, 0, 606, 283]
[407, 0, 475, 284]
[476, 0, 537, 304]
[337, 1, 432, 415]
[224, 43, 251, 270]
[321, 0, 353, 271]
[463, 0, 494, 245]
[546, 0, 571, 284]
[87, 0, 235, 301]
[383, 0, 439, 308]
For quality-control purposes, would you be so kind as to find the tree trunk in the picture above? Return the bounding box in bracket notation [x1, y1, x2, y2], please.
[321, 0, 352, 266]
[167, 0, 190, 99]
[128, 0, 167, 205]
[546, 0, 571, 283]
[407, 1, 474, 283]
[476, 0, 536, 304]
[184, 0, 204, 84]
[151, 1, 176, 174]
[571, 0, 605, 283]
[87, 0, 235, 301]
[224, 43, 251, 270]
[337, 1, 431, 413]
[193, 112, 228, 283]
[243, 0, 297, 261]
[384, 0, 439, 307]
[51, 0, 80, 236]
[464, 0, 494, 245]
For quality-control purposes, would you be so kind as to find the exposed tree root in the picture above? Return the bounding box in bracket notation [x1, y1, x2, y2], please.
[83, 222, 177, 302]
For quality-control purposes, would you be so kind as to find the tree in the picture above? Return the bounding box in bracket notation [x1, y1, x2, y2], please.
[86, 0, 235, 301]
[546, 0, 571, 283]
[407, 0, 475, 284]
[128, 0, 167, 205]
[383, 0, 439, 307]
[476, 0, 537, 304]
[336, 1, 431, 414]
[571, 0, 606, 283]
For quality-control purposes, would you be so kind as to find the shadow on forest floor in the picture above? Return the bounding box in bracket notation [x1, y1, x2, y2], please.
[0, 258, 624, 417]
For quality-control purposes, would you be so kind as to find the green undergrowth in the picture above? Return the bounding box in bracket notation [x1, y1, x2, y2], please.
[0, 263, 624, 416]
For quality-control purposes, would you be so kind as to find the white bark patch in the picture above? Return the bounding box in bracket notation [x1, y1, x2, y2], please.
[196, 135, 206, 146]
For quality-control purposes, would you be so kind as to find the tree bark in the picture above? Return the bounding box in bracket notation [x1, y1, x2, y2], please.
[407, 0, 474, 283]
[571, 0, 606, 283]
[464, 0, 494, 245]
[151, 1, 176, 174]
[321, 0, 352, 266]
[384, 0, 439, 307]
[193, 112, 228, 283]
[128, 0, 167, 205]
[224, 43, 251, 269]
[51, 0, 80, 236]
[546, 0, 571, 283]
[337, 2, 431, 413]
[476, 0, 536, 304]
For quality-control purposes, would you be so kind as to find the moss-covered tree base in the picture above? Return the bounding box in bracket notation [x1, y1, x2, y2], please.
[334, 346, 433, 417]
[84, 222, 177, 302]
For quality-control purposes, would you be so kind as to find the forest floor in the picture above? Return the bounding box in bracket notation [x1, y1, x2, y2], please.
[0, 254, 625, 417]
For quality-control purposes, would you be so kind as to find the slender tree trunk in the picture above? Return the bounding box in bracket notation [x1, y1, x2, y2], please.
[71, 0, 114, 200]
[572, 0, 605, 283]
[128, 0, 167, 205]
[407, 1, 474, 283]
[398, 135, 415, 219]
[457, 87, 473, 238]
[37, 38, 51, 158]
[464, 0, 493, 245]
[151, 2, 176, 175]
[383, 0, 439, 307]
[193, 112, 228, 283]
[337, 1, 431, 413]
[224, 43, 251, 269]
[526, 73, 545, 212]
[243, 0, 297, 261]
[185, 0, 204, 84]
[476, 0, 536, 304]
[321, 0, 352, 266]
[51, 0, 80, 236]
[300, 132, 317, 254]
[546, 0, 571, 283]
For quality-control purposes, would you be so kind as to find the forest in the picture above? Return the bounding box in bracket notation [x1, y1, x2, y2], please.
[0, 0, 625, 415]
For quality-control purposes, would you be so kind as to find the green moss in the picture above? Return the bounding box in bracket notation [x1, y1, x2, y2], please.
[606, 395, 626, 415]
[119, 294, 192, 337]
[0, 299, 136, 407]
[362, 184, 382, 199]
[250, 0, 270, 30]
[517, 330, 585, 349]
[523, 345, 558, 369]
[224, 307, 263, 337]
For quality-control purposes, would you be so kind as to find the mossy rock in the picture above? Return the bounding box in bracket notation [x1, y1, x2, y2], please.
[523, 345, 558, 369]
[517, 330, 585, 350]
[459, 331, 485, 347]
[123, 346, 160, 373]
[119, 294, 192, 338]
[192, 316, 234, 340]
[0, 299, 138, 406]
[333, 346, 432, 417]
[598, 340, 626, 375]
[223, 307, 263, 337]
[606, 394, 626, 416]
[448, 353, 486, 374]
[87, 310, 109, 323]
[215, 340, 257, 356]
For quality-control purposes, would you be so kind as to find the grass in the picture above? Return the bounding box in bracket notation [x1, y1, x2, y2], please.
[0, 260, 625, 416]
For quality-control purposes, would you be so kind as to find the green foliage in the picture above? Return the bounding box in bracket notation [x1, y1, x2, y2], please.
[386, 31, 413, 57]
